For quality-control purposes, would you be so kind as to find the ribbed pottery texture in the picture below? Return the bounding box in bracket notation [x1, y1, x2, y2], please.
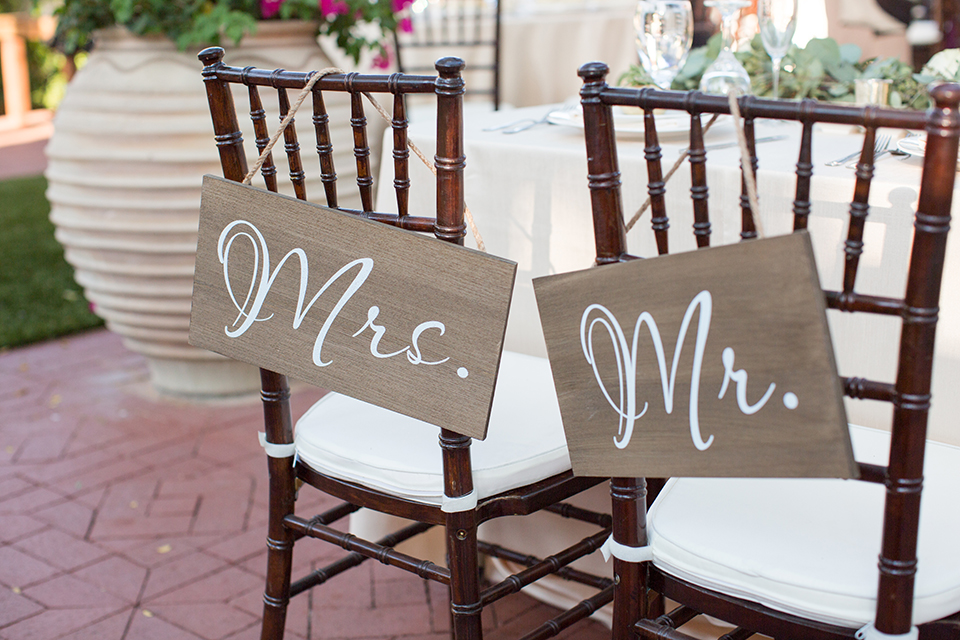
[46, 21, 384, 396]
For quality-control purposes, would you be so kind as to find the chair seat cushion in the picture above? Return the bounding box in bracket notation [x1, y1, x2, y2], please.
[294, 350, 571, 506]
[648, 425, 960, 628]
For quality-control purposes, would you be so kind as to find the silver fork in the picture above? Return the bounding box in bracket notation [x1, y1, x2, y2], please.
[825, 134, 891, 167]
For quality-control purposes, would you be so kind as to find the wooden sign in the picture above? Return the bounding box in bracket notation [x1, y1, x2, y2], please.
[190, 176, 517, 440]
[534, 231, 856, 478]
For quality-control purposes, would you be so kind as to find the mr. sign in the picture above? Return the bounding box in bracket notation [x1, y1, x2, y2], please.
[534, 232, 856, 479]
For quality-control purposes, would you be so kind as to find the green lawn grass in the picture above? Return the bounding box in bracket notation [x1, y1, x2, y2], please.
[0, 175, 104, 349]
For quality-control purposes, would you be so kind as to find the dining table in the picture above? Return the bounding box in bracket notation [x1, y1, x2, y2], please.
[355, 99, 960, 626]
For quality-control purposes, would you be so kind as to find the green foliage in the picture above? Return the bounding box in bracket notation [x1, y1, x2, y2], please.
[46, 0, 401, 63]
[0, 176, 104, 349]
[26, 40, 69, 110]
[619, 35, 943, 110]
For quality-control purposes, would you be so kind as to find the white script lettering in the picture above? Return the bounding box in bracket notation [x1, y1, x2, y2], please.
[580, 291, 714, 451]
[352, 307, 451, 365]
[217, 220, 450, 370]
[717, 347, 775, 414]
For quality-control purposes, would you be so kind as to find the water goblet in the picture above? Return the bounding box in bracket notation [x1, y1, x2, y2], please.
[699, 0, 751, 96]
[634, 0, 693, 89]
[758, 0, 798, 98]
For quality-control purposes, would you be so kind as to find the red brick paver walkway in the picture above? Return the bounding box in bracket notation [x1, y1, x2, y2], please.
[0, 330, 611, 640]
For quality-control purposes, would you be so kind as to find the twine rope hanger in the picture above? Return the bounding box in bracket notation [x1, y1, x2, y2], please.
[242, 66, 486, 251]
[623, 89, 764, 240]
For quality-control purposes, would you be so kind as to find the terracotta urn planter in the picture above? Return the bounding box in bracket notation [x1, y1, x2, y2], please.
[45, 21, 384, 396]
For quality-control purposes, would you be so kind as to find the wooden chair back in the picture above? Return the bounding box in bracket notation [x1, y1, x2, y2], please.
[576, 61, 960, 637]
[199, 47, 465, 235]
[197, 45, 471, 447]
[393, 0, 501, 109]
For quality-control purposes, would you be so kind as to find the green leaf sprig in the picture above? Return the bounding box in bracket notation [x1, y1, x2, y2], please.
[619, 34, 955, 110]
[46, 0, 403, 64]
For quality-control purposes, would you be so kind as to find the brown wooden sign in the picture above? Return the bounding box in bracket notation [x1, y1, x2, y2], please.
[534, 232, 856, 478]
[190, 176, 517, 440]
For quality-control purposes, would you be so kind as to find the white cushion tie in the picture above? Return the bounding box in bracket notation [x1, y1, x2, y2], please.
[600, 535, 654, 563]
[856, 623, 919, 640]
[441, 489, 478, 513]
[258, 432, 297, 459]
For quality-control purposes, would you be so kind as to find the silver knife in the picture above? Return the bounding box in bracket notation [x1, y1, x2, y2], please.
[679, 135, 788, 154]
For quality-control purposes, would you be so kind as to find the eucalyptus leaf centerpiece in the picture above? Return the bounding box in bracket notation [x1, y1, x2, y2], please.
[621, 34, 960, 110]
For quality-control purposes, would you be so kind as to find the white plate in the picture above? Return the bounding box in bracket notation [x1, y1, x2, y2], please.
[896, 133, 960, 170]
[547, 107, 696, 138]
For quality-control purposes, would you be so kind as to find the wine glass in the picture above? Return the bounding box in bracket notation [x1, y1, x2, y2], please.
[758, 0, 798, 99]
[634, 1, 693, 89]
[699, 0, 751, 96]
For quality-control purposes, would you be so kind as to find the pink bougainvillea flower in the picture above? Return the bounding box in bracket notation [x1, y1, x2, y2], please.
[261, 0, 284, 18]
[372, 52, 390, 69]
[319, 0, 350, 16]
[399, 16, 413, 32]
[392, 0, 413, 12]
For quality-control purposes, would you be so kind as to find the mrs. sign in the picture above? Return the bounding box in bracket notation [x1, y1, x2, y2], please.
[534, 232, 857, 478]
[189, 177, 516, 440]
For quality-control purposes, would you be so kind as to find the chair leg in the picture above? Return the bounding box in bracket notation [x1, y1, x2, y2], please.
[261, 533, 294, 640]
[440, 428, 483, 640]
[446, 511, 484, 640]
[259, 370, 296, 640]
[611, 477, 649, 640]
[260, 454, 296, 640]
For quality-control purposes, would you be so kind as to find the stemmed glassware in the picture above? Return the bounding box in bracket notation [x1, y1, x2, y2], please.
[758, 0, 798, 98]
[634, 1, 693, 89]
[699, 0, 751, 95]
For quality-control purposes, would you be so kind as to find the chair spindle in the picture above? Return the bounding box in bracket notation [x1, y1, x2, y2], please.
[843, 126, 879, 294]
[275, 84, 308, 201]
[311, 85, 339, 208]
[349, 90, 374, 212]
[687, 112, 711, 248]
[392, 91, 411, 218]
[792, 119, 814, 230]
[739, 116, 758, 240]
[246, 81, 279, 192]
[643, 107, 669, 254]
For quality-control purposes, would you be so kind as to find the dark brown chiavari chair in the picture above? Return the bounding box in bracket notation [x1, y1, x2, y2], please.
[393, 0, 501, 109]
[575, 62, 960, 640]
[197, 48, 614, 640]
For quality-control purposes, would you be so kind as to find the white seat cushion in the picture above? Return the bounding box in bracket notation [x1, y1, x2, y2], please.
[648, 425, 960, 628]
[294, 350, 571, 506]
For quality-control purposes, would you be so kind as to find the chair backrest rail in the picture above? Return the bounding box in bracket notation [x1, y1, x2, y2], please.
[212, 64, 439, 94]
[599, 86, 930, 129]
